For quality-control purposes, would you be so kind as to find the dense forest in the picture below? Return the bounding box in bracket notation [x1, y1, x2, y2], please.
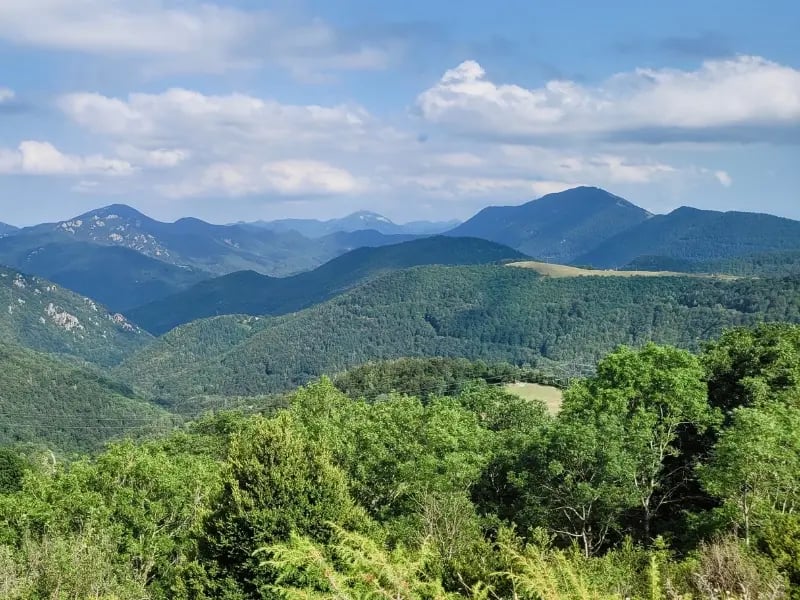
[127, 237, 527, 335]
[0, 343, 173, 452]
[116, 266, 800, 403]
[625, 250, 800, 278]
[0, 323, 798, 598]
[576, 206, 800, 268]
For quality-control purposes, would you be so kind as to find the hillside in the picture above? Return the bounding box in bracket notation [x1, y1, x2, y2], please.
[0, 222, 17, 236]
[0, 266, 151, 366]
[0, 342, 171, 452]
[576, 206, 800, 268]
[0, 240, 211, 312]
[116, 265, 800, 403]
[446, 186, 651, 262]
[625, 250, 800, 277]
[127, 237, 526, 335]
[248, 211, 459, 237]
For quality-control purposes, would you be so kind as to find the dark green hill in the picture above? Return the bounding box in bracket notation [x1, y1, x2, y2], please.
[126, 237, 527, 335]
[446, 186, 651, 262]
[625, 250, 800, 277]
[116, 265, 800, 404]
[576, 207, 800, 268]
[0, 266, 151, 366]
[0, 342, 172, 452]
[0, 240, 211, 312]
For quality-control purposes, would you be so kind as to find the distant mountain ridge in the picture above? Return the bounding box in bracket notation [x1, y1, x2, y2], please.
[446, 186, 652, 262]
[575, 206, 800, 268]
[0, 222, 17, 236]
[126, 236, 527, 335]
[247, 210, 460, 237]
[11, 204, 336, 275]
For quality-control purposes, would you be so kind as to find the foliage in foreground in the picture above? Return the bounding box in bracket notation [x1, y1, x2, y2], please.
[0, 323, 799, 598]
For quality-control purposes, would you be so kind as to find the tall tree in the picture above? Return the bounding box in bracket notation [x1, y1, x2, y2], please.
[559, 344, 717, 542]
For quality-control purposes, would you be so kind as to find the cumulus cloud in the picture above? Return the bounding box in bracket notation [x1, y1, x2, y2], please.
[59, 89, 374, 146]
[0, 141, 134, 176]
[400, 175, 577, 199]
[48, 84, 734, 211]
[417, 57, 800, 143]
[0, 0, 389, 75]
[161, 160, 364, 198]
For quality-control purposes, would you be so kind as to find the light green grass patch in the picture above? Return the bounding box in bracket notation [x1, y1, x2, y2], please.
[504, 382, 564, 415]
[507, 260, 737, 280]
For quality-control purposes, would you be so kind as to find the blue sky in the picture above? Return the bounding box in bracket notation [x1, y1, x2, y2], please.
[0, 0, 798, 225]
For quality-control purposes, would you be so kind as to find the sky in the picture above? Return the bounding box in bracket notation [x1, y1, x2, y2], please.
[0, 0, 798, 225]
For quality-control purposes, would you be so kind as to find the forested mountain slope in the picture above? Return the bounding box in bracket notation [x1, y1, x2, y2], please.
[127, 237, 527, 334]
[0, 222, 16, 236]
[625, 249, 800, 277]
[0, 240, 211, 312]
[0, 342, 171, 452]
[576, 206, 800, 268]
[116, 265, 800, 402]
[446, 186, 651, 262]
[0, 266, 151, 365]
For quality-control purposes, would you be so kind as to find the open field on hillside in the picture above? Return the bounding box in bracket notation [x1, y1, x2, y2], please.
[504, 382, 564, 414]
[507, 260, 737, 279]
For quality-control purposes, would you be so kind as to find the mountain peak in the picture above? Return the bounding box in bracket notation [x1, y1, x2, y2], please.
[531, 186, 649, 212]
[75, 203, 152, 223]
[447, 186, 651, 262]
[346, 211, 395, 224]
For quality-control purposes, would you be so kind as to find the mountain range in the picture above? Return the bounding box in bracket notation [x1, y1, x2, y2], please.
[245, 210, 460, 237]
[3, 204, 421, 278]
[3, 185, 800, 450]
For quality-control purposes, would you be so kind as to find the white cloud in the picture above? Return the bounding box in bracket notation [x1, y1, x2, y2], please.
[59, 89, 373, 146]
[417, 56, 800, 143]
[0, 141, 134, 176]
[0, 88, 14, 103]
[161, 160, 363, 198]
[0, 0, 389, 75]
[115, 145, 189, 168]
[402, 175, 577, 199]
[714, 170, 733, 187]
[49, 85, 733, 214]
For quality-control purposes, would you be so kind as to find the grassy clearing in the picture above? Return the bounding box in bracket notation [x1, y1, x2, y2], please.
[504, 382, 564, 414]
[507, 260, 736, 280]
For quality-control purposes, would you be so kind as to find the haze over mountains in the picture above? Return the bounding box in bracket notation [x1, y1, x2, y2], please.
[247, 210, 460, 237]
